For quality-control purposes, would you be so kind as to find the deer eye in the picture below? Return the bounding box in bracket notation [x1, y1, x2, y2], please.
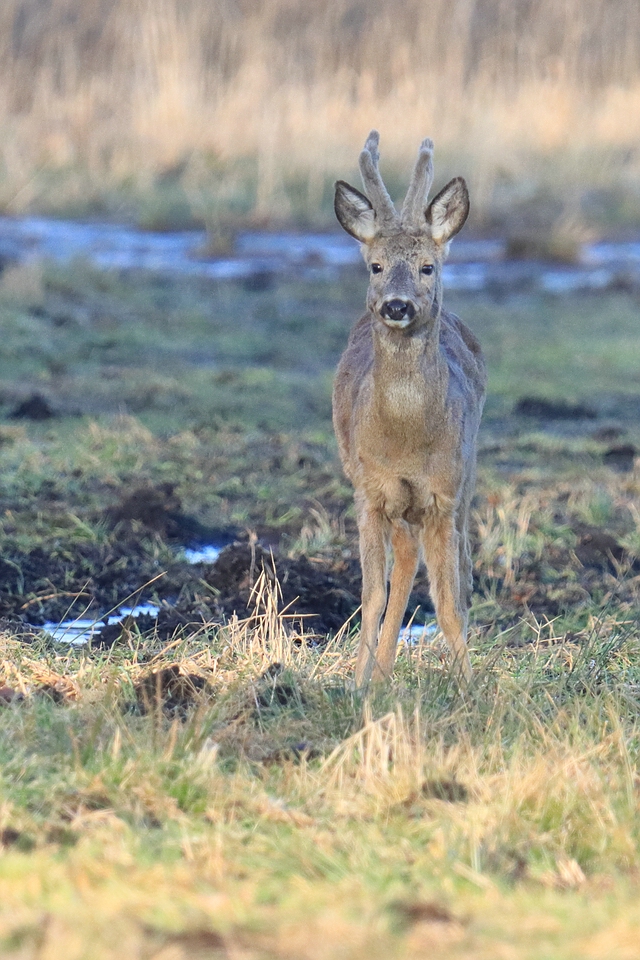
[420, 264, 434, 276]
[370, 263, 383, 274]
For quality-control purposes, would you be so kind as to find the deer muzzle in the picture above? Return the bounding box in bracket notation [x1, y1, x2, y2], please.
[380, 298, 416, 327]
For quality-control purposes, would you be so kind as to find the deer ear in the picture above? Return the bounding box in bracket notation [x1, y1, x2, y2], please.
[426, 177, 469, 244]
[334, 180, 377, 242]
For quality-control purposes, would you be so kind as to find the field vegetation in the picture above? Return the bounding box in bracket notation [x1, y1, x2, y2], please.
[0, 260, 639, 956]
[1, 0, 640, 231]
[1, 2, 640, 955]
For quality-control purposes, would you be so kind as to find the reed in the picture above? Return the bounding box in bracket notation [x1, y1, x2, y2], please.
[1, 0, 640, 224]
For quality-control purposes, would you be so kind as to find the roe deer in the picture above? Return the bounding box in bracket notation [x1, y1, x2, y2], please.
[333, 131, 486, 686]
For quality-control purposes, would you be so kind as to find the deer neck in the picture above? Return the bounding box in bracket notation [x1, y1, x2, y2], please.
[369, 314, 448, 429]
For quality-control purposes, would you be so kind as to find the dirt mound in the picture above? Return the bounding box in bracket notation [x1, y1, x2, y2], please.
[104, 482, 231, 543]
[205, 543, 360, 635]
[513, 396, 597, 420]
[134, 665, 212, 717]
[90, 603, 217, 648]
[0, 540, 187, 625]
[476, 520, 640, 630]
[10, 392, 56, 420]
[573, 523, 636, 571]
[602, 444, 637, 472]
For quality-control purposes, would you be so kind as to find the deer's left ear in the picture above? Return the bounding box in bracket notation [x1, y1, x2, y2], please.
[426, 177, 469, 244]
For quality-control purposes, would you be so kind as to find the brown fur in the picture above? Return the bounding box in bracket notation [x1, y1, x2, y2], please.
[332, 132, 486, 686]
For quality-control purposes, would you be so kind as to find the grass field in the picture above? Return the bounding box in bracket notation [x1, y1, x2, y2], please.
[0, 259, 639, 957]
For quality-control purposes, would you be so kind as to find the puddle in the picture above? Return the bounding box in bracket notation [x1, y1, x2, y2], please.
[183, 544, 223, 564]
[44, 602, 160, 646]
[2, 215, 640, 293]
[42, 540, 227, 645]
[400, 622, 439, 646]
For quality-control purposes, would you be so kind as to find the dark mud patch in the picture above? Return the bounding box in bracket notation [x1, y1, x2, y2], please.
[475, 519, 640, 631]
[90, 602, 217, 648]
[204, 542, 359, 635]
[0, 540, 189, 625]
[134, 665, 212, 717]
[88, 542, 365, 647]
[9, 392, 56, 420]
[573, 523, 637, 571]
[0, 521, 434, 646]
[203, 542, 434, 635]
[104, 482, 233, 543]
[513, 396, 597, 420]
[89, 612, 160, 649]
[591, 425, 625, 443]
[0, 616, 43, 643]
[602, 444, 637, 472]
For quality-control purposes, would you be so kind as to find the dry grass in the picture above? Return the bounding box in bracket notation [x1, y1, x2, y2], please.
[0, 259, 638, 954]
[2, 0, 640, 224]
[1, 575, 640, 958]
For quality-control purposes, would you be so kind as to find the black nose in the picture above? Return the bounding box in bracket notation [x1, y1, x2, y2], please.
[381, 299, 416, 323]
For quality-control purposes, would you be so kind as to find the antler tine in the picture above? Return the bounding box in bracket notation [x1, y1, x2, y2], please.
[401, 137, 435, 228]
[359, 130, 398, 228]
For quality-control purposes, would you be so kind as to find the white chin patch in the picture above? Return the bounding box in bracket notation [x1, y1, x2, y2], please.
[382, 317, 412, 330]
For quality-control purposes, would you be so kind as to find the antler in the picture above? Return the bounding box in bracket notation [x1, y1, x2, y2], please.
[359, 130, 399, 230]
[401, 137, 434, 228]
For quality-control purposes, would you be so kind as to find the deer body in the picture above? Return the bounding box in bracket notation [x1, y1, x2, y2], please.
[332, 132, 486, 686]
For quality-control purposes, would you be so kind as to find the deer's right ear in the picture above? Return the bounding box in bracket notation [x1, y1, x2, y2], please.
[334, 181, 377, 242]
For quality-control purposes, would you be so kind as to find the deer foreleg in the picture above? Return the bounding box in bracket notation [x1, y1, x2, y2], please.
[422, 510, 472, 685]
[456, 499, 473, 612]
[370, 521, 420, 682]
[354, 502, 388, 687]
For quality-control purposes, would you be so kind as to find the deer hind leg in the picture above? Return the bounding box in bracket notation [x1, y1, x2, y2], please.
[370, 520, 420, 683]
[354, 500, 389, 687]
[422, 509, 472, 685]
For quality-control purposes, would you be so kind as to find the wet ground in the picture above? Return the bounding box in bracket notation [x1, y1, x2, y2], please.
[0, 220, 638, 653]
[3, 215, 640, 293]
[1, 469, 637, 652]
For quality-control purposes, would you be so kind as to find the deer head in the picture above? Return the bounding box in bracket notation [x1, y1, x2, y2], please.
[334, 131, 469, 331]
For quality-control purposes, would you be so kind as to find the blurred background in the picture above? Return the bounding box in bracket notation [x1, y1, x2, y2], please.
[2, 0, 640, 236]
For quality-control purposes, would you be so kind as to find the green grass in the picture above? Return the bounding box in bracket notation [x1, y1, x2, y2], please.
[1, 261, 640, 956]
[1, 617, 640, 959]
[4, 261, 640, 432]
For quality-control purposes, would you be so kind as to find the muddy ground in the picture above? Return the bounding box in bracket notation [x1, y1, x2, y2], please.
[1, 456, 638, 650]
[0, 262, 639, 651]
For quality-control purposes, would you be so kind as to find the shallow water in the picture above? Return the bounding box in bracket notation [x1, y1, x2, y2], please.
[44, 602, 161, 646]
[399, 621, 439, 645]
[1, 215, 640, 293]
[183, 544, 223, 564]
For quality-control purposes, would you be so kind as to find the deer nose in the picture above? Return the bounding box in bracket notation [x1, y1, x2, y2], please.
[381, 298, 416, 323]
